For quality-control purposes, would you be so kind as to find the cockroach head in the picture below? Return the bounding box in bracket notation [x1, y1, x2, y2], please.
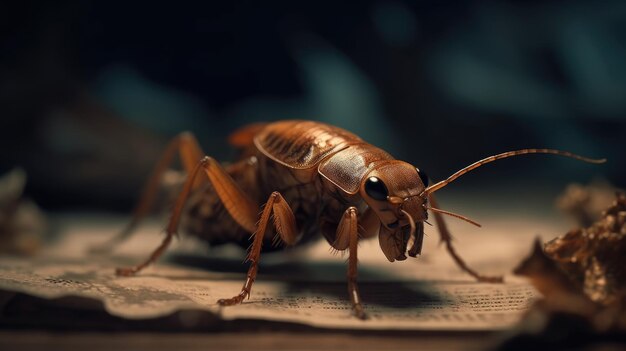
[360, 161, 429, 226]
[360, 161, 429, 262]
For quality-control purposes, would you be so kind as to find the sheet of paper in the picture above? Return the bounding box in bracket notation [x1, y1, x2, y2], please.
[0, 212, 566, 330]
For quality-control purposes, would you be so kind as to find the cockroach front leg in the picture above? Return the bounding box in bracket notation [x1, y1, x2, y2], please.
[429, 194, 503, 283]
[116, 156, 259, 276]
[218, 191, 298, 306]
[334, 207, 367, 319]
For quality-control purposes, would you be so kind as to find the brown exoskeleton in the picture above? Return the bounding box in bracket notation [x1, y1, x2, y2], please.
[106, 120, 605, 319]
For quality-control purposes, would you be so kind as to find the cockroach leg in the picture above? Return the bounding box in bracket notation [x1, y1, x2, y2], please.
[115, 233, 174, 276]
[199, 157, 259, 233]
[429, 194, 503, 283]
[116, 155, 259, 276]
[92, 132, 205, 254]
[337, 206, 367, 319]
[218, 191, 298, 306]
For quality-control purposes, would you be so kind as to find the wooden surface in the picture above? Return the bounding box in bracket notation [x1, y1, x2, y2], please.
[0, 330, 496, 351]
[0, 289, 499, 350]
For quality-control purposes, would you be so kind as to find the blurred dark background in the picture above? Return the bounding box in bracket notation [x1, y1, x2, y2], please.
[1, 0, 624, 212]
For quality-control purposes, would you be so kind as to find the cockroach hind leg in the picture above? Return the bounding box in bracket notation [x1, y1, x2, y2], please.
[98, 133, 206, 256]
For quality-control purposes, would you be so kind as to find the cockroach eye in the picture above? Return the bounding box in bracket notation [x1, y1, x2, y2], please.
[416, 168, 429, 187]
[365, 176, 388, 201]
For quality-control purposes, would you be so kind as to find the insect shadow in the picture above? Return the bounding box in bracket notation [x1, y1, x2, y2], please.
[166, 252, 443, 309]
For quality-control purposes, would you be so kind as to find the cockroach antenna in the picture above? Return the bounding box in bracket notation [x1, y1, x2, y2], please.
[423, 149, 606, 196]
[426, 206, 481, 227]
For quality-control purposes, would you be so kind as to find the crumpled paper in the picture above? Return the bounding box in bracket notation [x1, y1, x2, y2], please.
[505, 192, 626, 350]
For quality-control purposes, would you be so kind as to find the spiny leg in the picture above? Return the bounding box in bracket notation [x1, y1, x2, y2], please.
[218, 191, 298, 305]
[116, 156, 259, 276]
[334, 206, 367, 319]
[92, 132, 205, 253]
[429, 194, 503, 283]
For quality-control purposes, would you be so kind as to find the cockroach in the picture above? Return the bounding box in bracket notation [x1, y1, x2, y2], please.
[107, 120, 605, 319]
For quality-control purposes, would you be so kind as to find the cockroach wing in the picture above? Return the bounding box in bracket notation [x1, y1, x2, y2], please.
[318, 145, 393, 194]
[253, 120, 360, 169]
